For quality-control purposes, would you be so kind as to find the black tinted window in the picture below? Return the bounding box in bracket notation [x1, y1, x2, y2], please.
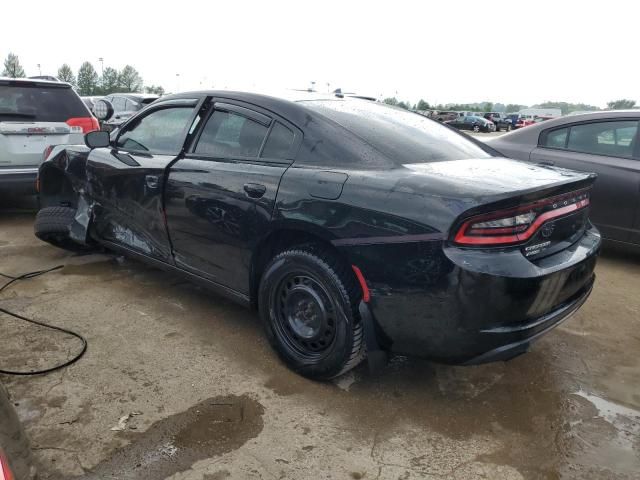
[0, 84, 89, 122]
[302, 100, 489, 163]
[567, 121, 638, 158]
[195, 110, 268, 158]
[262, 122, 294, 159]
[116, 107, 194, 154]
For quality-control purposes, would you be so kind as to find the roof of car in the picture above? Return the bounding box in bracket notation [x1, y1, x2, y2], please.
[107, 93, 159, 100]
[0, 77, 72, 88]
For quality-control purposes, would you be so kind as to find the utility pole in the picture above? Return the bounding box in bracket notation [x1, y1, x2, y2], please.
[37, 64, 41, 76]
[98, 57, 104, 77]
[176, 73, 180, 93]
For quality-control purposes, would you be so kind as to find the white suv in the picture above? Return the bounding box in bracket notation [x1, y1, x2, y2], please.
[0, 78, 99, 195]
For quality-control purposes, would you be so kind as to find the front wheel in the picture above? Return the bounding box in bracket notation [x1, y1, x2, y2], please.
[473, 125, 480, 132]
[258, 247, 365, 379]
[506, 124, 512, 132]
[34, 206, 91, 252]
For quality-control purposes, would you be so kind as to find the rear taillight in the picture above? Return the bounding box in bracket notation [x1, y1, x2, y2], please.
[453, 189, 590, 246]
[66, 117, 99, 134]
[0, 448, 15, 480]
[42, 144, 54, 162]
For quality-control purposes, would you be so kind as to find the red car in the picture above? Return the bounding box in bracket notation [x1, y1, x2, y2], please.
[516, 117, 535, 128]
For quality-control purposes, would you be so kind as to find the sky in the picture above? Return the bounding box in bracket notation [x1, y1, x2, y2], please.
[1, 1, 638, 108]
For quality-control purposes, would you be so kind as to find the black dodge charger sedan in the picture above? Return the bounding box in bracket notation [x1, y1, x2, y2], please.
[34, 91, 600, 379]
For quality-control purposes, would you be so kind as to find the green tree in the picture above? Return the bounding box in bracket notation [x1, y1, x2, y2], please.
[77, 61, 99, 95]
[2, 53, 25, 78]
[397, 100, 410, 110]
[607, 99, 636, 110]
[416, 99, 430, 111]
[118, 65, 143, 93]
[99, 67, 119, 94]
[145, 84, 165, 96]
[483, 102, 493, 112]
[57, 64, 76, 85]
[383, 97, 399, 106]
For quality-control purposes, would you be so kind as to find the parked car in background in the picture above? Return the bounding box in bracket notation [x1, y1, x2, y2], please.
[99, 93, 159, 131]
[484, 112, 512, 132]
[432, 110, 458, 122]
[447, 115, 496, 132]
[36, 91, 599, 379]
[515, 117, 536, 129]
[488, 110, 640, 247]
[0, 77, 99, 194]
[506, 113, 521, 128]
[1, 382, 36, 480]
[81, 96, 104, 115]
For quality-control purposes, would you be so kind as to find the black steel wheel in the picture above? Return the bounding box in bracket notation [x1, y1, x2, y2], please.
[258, 247, 365, 379]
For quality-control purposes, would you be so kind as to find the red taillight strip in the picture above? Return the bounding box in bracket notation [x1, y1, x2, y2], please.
[454, 197, 590, 246]
[351, 265, 371, 303]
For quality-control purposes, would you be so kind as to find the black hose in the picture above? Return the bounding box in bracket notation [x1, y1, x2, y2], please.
[0, 265, 87, 375]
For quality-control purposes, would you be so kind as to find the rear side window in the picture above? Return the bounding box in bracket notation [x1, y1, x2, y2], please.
[116, 107, 194, 154]
[544, 128, 568, 148]
[567, 121, 638, 158]
[262, 122, 294, 159]
[0, 84, 89, 122]
[301, 100, 490, 163]
[195, 110, 268, 158]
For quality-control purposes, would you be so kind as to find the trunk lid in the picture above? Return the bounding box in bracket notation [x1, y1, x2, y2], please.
[403, 158, 596, 257]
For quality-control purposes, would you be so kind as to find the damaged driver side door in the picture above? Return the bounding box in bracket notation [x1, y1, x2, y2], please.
[87, 98, 203, 262]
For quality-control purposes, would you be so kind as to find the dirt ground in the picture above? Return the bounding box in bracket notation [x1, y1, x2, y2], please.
[1, 201, 639, 480]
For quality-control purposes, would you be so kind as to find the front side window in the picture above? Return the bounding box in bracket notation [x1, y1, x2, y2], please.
[567, 121, 638, 158]
[195, 110, 268, 158]
[116, 107, 194, 154]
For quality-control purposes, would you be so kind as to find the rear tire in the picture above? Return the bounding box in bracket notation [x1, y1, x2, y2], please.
[258, 246, 365, 380]
[34, 206, 89, 252]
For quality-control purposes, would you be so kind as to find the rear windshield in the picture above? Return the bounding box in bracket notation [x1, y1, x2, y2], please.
[0, 84, 90, 122]
[300, 99, 491, 163]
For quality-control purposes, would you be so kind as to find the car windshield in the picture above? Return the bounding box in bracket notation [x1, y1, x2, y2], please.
[300, 100, 491, 163]
[0, 84, 89, 122]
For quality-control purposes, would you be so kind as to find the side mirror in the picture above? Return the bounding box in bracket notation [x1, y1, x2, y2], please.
[85, 131, 111, 149]
[93, 99, 114, 121]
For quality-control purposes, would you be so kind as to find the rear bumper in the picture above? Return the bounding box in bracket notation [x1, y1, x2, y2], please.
[0, 167, 38, 195]
[462, 276, 593, 364]
[340, 223, 601, 364]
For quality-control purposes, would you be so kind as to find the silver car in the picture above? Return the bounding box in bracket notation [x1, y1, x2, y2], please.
[488, 110, 640, 247]
[0, 78, 98, 195]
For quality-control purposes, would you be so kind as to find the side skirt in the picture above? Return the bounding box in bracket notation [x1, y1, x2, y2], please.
[99, 239, 251, 308]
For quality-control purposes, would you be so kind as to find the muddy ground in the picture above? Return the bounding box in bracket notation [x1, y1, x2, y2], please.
[1, 202, 639, 480]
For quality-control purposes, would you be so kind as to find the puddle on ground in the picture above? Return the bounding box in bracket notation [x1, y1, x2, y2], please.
[80, 394, 263, 480]
[569, 389, 640, 475]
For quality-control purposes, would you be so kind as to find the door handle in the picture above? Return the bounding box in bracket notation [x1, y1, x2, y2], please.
[145, 175, 160, 189]
[243, 183, 266, 198]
